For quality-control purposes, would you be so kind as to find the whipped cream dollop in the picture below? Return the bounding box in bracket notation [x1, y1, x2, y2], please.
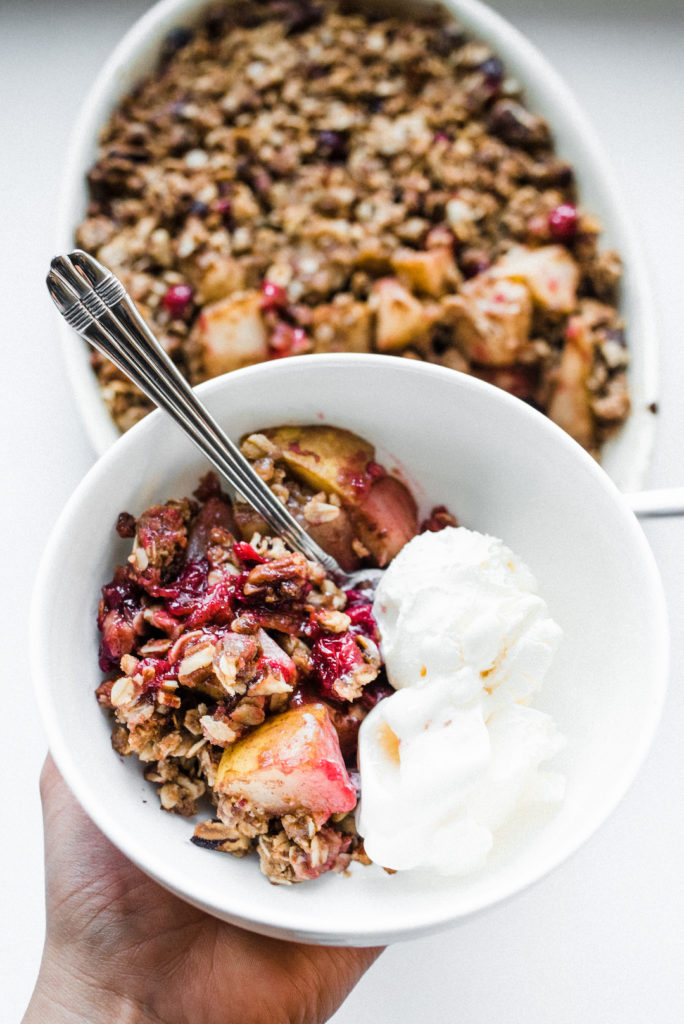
[357, 527, 565, 876]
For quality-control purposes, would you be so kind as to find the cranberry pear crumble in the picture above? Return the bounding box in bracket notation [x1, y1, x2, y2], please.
[77, 0, 629, 451]
[96, 424, 455, 884]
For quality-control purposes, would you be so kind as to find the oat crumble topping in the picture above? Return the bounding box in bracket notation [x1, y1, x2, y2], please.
[76, 0, 629, 452]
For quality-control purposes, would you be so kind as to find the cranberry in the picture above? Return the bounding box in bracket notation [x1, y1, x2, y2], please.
[347, 603, 380, 641]
[460, 249, 490, 278]
[97, 569, 144, 671]
[98, 569, 142, 624]
[260, 280, 288, 310]
[211, 197, 233, 227]
[115, 511, 136, 538]
[150, 557, 210, 614]
[344, 589, 380, 641]
[288, 681, 319, 708]
[310, 633, 362, 703]
[268, 322, 309, 358]
[189, 200, 209, 217]
[183, 576, 238, 629]
[162, 283, 194, 319]
[360, 678, 395, 710]
[480, 56, 504, 87]
[193, 472, 223, 503]
[161, 26, 194, 61]
[136, 656, 174, 694]
[420, 504, 459, 533]
[604, 327, 626, 348]
[433, 24, 466, 57]
[347, 473, 370, 498]
[233, 541, 266, 565]
[316, 130, 349, 163]
[285, 2, 324, 35]
[289, 327, 309, 353]
[548, 203, 578, 241]
[431, 322, 453, 356]
[270, 321, 294, 352]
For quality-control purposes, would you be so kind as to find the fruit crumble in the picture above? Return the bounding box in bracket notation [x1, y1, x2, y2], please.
[77, 0, 629, 453]
[96, 425, 451, 884]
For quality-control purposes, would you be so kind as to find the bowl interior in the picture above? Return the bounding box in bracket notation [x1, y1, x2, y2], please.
[32, 356, 668, 945]
[57, 0, 658, 488]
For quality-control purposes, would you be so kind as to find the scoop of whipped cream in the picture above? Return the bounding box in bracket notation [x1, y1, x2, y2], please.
[357, 526, 565, 875]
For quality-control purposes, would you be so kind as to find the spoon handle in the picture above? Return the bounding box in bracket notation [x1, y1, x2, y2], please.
[629, 487, 684, 517]
[46, 250, 341, 576]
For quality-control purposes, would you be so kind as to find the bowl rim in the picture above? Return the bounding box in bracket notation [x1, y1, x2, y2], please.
[30, 355, 670, 944]
[54, 0, 659, 489]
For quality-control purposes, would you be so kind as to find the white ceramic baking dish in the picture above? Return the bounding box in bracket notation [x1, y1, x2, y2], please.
[55, 0, 659, 489]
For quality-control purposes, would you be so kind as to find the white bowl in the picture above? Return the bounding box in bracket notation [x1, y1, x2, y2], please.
[31, 355, 668, 946]
[56, 0, 659, 490]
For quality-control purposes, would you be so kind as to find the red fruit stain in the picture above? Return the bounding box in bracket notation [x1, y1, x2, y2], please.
[288, 441, 320, 460]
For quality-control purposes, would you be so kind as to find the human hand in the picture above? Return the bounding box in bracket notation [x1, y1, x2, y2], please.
[23, 756, 383, 1024]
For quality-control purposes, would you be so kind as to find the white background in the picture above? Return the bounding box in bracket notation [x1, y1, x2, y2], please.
[3, 0, 683, 1020]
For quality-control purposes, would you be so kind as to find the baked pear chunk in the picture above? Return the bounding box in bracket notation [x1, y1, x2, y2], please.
[262, 425, 374, 503]
[260, 424, 418, 564]
[215, 703, 357, 825]
[193, 291, 268, 377]
[352, 475, 419, 567]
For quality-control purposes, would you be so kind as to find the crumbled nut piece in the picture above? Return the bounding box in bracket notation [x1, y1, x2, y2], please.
[241, 433, 280, 460]
[229, 699, 266, 727]
[184, 706, 206, 736]
[178, 641, 215, 680]
[303, 495, 341, 525]
[316, 609, 352, 634]
[185, 737, 207, 759]
[213, 633, 261, 696]
[191, 819, 254, 856]
[200, 715, 239, 748]
[110, 676, 138, 708]
[145, 760, 206, 816]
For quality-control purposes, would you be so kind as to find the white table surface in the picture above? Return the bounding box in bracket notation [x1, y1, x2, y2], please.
[3, 0, 683, 1020]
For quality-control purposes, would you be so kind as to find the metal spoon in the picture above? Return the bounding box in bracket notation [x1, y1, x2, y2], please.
[46, 249, 382, 588]
[625, 487, 684, 518]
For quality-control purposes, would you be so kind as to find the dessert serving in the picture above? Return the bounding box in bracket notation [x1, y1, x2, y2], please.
[96, 423, 564, 884]
[34, 356, 667, 938]
[76, 0, 630, 454]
